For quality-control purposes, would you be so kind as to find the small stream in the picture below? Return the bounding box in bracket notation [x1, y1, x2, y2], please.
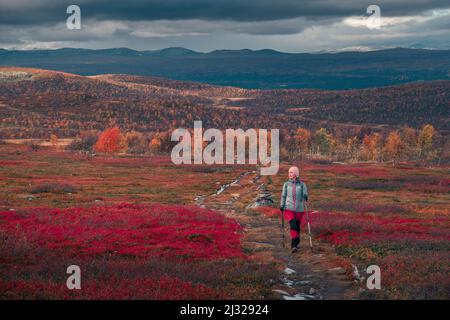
[214, 171, 253, 195]
[194, 170, 254, 207]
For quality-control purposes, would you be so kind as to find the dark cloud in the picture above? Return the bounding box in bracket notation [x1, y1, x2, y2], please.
[0, 0, 449, 51]
[1, 0, 450, 25]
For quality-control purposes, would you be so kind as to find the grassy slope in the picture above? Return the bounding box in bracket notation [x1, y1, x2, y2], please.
[0, 143, 449, 299]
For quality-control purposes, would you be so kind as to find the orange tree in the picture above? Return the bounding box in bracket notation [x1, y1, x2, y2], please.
[94, 127, 124, 153]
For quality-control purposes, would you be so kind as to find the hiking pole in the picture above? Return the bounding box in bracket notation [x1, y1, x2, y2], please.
[280, 208, 285, 248]
[304, 202, 313, 251]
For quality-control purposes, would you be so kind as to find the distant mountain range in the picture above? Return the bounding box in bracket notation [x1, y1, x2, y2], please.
[1, 47, 449, 90]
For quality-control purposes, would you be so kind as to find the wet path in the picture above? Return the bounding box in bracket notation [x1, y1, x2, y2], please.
[195, 170, 360, 300]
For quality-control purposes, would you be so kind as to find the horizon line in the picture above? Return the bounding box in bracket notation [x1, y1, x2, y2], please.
[1, 46, 450, 55]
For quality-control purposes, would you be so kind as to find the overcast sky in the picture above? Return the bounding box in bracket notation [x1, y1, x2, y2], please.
[0, 0, 449, 52]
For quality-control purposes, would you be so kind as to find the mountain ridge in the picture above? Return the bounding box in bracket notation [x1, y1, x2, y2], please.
[2, 46, 450, 55]
[1, 47, 449, 90]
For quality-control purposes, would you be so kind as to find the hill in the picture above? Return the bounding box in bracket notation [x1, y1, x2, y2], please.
[1, 47, 450, 90]
[0, 67, 448, 139]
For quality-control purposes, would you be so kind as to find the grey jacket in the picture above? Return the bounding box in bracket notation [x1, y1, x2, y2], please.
[280, 178, 308, 212]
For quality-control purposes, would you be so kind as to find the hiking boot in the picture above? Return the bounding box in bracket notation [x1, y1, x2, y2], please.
[291, 247, 298, 253]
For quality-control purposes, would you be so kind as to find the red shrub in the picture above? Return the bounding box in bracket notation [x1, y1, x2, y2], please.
[0, 203, 244, 261]
[0, 276, 224, 300]
[0, 203, 247, 299]
[94, 127, 124, 154]
[307, 210, 450, 298]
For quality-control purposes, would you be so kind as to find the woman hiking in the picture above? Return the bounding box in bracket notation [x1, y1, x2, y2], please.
[280, 166, 308, 253]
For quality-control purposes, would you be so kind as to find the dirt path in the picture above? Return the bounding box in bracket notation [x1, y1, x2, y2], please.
[195, 170, 361, 300]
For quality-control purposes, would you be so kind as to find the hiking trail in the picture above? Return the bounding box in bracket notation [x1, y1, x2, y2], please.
[195, 170, 361, 300]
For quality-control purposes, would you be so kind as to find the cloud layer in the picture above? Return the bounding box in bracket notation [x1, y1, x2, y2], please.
[0, 0, 449, 51]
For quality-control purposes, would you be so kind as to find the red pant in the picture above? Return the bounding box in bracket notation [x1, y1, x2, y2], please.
[284, 210, 304, 239]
